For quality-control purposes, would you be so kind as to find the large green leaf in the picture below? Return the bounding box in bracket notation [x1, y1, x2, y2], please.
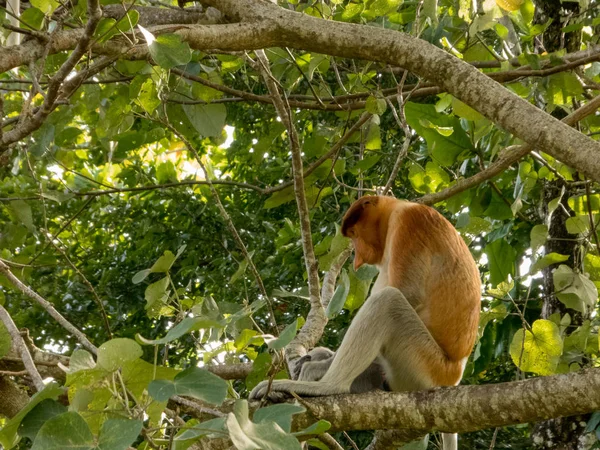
[138, 27, 192, 69]
[30, 412, 94, 450]
[96, 419, 143, 450]
[226, 400, 301, 450]
[266, 319, 298, 350]
[553, 265, 598, 313]
[137, 317, 224, 345]
[326, 269, 350, 318]
[485, 239, 516, 286]
[183, 103, 227, 137]
[404, 102, 474, 165]
[96, 338, 143, 372]
[148, 367, 228, 405]
[510, 319, 563, 375]
[18, 400, 67, 441]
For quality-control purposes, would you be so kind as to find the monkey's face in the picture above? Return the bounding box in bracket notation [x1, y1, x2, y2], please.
[341, 196, 386, 269]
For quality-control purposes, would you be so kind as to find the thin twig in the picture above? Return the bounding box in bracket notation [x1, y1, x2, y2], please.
[585, 182, 600, 252]
[44, 231, 112, 338]
[0, 260, 97, 354]
[0, 304, 45, 391]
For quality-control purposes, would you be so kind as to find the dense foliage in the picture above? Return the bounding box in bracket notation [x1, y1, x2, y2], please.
[1, 0, 600, 448]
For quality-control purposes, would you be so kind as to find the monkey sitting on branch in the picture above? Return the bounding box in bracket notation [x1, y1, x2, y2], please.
[251, 196, 481, 450]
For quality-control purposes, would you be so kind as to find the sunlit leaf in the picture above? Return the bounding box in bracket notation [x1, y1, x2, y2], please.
[510, 319, 563, 375]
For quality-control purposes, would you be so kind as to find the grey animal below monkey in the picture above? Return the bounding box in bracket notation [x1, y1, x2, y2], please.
[293, 347, 388, 394]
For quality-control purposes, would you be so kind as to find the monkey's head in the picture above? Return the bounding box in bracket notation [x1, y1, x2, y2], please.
[342, 196, 393, 270]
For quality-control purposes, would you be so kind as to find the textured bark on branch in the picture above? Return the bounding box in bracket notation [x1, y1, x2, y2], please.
[175, 368, 600, 444]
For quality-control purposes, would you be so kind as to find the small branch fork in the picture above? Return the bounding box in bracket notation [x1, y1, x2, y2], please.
[0, 304, 45, 391]
[0, 260, 98, 354]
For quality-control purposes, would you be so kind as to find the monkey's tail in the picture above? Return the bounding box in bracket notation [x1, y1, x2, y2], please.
[442, 432, 457, 450]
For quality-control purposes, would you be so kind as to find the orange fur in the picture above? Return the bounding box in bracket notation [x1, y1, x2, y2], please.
[342, 196, 480, 386]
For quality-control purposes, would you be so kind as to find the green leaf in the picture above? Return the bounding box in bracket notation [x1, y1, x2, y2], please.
[245, 352, 272, 391]
[150, 250, 177, 273]
[318, 224, 350, 271]
[132, 269, 151, 284]
[96, 419, 143, 450]
[65, 350, 96, 373]
[8, 200, 34, 231]
[96, 10, 139, 42]
[487, 280, 514, 298]
[292, 420, 331, 437]
[149, 367, 228, 405]
[138, 26, 192, 69]
[452, 97, 484, 121]
[554, 265, 598, 313]
[145, 276, 170, 310]
[18, 400, 67, 441]
[20, 7, 45, 30]
[266, 319, 298, 350]
[183, 103, 227, 137]
[404, 102, 474, 165]
[345, 265, 374, 312]
[230, 252, 253, 284]
[510, 319, 563, 375]
[121, 358, 179, 398]
[530, 253, 570, 273]
[408, 162, 450, 194]
[0, 383, 63, 449]
[227, 400, 302, 450]
[173, 417, 227, 443]
[30, 412, 93, 450]
[585, 411, 600, 433]
[565, 216, 589, 235]
[530, 224, 548, 253]
[138, 78, 161, 114]
[563, 321, 591, 354]
[137, 317, 224, 345]
[485, 239, 516, 286]
[30, 0, 59, 15]
[148, 379, 178, 402]
[365, 95, 387, 115]
[326, 270, 350, 319]
[253, 404, 305, 433]
[96, 338, 143, 371]
[0, 320, 11, 358]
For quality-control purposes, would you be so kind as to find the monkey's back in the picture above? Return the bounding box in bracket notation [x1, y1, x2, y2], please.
[387, 202, 481, 362]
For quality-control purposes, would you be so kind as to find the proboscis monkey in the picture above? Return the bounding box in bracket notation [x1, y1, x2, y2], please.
[251, 196, 481, 450]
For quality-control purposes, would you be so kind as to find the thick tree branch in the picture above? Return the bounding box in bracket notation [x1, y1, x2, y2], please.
[0, 260, 98, 354]
[0, 375, 30, 418]
[196, 0, 600, 181]
[174, 368, 600, 444]
[417, 92, 600, 205]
